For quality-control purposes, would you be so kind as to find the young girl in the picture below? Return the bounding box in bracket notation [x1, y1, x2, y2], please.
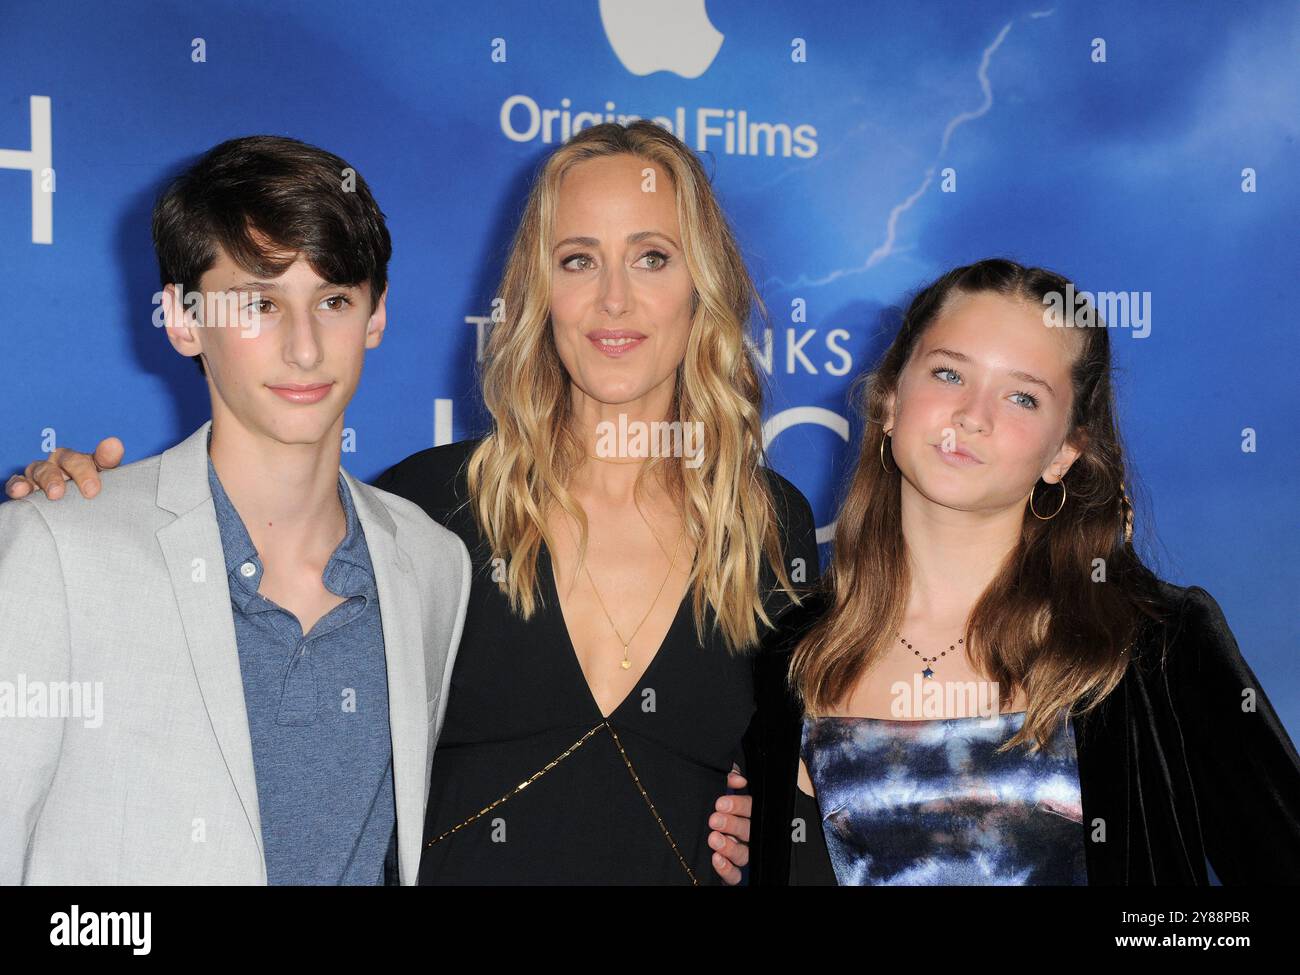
[746, 258, 1300, 885]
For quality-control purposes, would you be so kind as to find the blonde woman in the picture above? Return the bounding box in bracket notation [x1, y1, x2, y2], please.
[746, 258, 1300, 885]
[8, 121, 818, 884]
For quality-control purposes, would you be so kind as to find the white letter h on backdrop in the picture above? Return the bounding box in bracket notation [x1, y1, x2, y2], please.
[0, 95, 53, 244]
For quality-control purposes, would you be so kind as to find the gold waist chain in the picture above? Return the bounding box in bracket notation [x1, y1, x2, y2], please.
[424, 719, 700, 885]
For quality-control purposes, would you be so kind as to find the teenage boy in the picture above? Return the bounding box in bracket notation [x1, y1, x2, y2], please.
[0, 136, 471, 884]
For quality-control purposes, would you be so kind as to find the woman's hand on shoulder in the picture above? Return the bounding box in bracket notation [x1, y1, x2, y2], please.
[5, 438, 124, 500]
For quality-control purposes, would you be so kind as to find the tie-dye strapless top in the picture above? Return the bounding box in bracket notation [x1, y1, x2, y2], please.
[800, 710, 1087, 885]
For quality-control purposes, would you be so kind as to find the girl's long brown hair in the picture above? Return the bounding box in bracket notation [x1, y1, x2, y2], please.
[790, 258, 1173, 750]
[468, 120, 802, 653]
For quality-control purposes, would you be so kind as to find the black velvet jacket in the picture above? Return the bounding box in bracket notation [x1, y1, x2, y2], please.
[742, 581, 1300, 885]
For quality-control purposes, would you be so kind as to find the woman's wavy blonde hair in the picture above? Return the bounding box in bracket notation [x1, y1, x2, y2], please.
[467, 120, 802, 653]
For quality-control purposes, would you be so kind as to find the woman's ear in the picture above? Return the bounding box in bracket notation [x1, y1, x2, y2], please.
[883, 389, 897, 434]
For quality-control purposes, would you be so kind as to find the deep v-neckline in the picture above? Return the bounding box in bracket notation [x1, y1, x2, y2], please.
[542, 542, 691, 721]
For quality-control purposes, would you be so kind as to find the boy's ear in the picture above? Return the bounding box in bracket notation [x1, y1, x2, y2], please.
[364, 287, 388, 349]
[162, 282, 205, 362]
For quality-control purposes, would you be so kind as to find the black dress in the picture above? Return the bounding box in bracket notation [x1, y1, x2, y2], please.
[373, 439, 820, 884]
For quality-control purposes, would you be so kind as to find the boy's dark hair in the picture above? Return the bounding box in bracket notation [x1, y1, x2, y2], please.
[151, 135, 392, 375]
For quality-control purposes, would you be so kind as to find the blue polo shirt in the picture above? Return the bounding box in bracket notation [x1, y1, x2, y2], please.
[206, 443, 396, 884]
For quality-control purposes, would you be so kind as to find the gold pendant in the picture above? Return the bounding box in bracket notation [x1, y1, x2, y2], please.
[621, 647, 631, 670]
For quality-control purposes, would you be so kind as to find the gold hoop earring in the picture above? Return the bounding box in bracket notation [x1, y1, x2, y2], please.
[879, 431, 895, 474]
[1029, 477, 1067, 520]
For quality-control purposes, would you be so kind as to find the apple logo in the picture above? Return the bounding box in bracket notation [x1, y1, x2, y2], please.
[599, 0, 724, 79]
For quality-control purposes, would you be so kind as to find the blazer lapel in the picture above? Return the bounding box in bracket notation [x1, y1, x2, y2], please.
[344, 471, 429, 887]
[154, 421, 266, 875]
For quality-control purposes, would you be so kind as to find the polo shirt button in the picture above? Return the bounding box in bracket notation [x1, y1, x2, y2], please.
[240, 562, 257, 578]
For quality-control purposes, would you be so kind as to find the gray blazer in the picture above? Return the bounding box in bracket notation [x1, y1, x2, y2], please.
[0, 421, 471, 884]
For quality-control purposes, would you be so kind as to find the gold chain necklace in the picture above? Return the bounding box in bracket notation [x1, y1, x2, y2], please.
[564, 515, 687, 670]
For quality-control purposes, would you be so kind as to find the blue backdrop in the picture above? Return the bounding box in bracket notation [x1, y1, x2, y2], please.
[2, 0, 1296, 739]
